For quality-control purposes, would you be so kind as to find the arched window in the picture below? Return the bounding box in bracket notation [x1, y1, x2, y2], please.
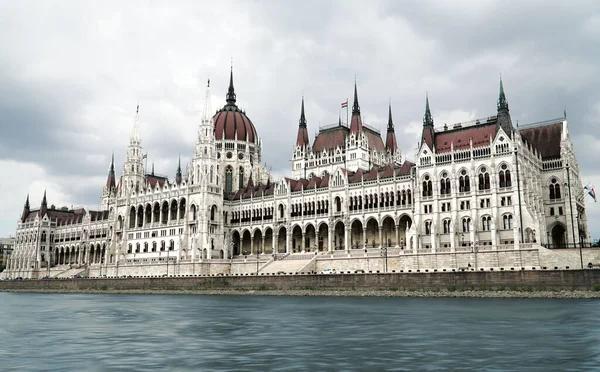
[499, 164, 512, 188]
[135, 243, 140, 253]
[225, 167, 233, 193]
[549, 178, 561, 200]
[440, 172, 451, 195]
[424, 220, 432, 235]
[211, 205, 216, 221]
[239, 167, 244, 190]
[422, 175, 433, 197]
[128, 243, 132, 254]
[169, 240, 175, 251]
[478, 167, 490, 190]
[459, 170, 470, 192]
[152, 241, 157, 252]
[462, 217, 471, 233]
[481, 216, 491, 231]
[443, 219, 451, 234]
[210, 166, 214, 184]
[143, 242, 148, 252]
[335, 197, 342, 212]
[503, 214, 513, 230]
[160, 241, 165, 251]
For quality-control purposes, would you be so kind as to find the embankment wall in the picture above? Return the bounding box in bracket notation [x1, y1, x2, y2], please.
[2, 269, 600, 292]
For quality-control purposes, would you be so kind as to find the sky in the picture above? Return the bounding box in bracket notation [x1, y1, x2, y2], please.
[1, 0, 599, 240]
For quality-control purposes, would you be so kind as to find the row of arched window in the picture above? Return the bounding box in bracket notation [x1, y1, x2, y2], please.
[348, 190, 413, 211]
[231, 207, 274, 223]
[127, 240, 175, 253]
[422, 165, 513, 197]
[424, 214, 514, 234]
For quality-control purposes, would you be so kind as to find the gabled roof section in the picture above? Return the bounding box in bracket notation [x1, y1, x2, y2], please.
[519, 121, 563, 159]
[434, 122, 497, 153]
[146, 174, 169, 189]
[364, 128, 385, 152]
[312, 125, 348, 153]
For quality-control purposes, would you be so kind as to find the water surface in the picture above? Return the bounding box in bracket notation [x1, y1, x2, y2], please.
[0, 293, 598, 371]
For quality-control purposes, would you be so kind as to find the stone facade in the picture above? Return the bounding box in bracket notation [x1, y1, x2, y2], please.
[4, 71, 593, 279]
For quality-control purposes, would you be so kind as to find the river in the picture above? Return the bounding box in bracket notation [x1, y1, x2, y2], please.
[0, 293, 598, 371]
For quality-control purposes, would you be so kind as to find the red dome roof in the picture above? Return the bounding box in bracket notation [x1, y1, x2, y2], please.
[213, 107, 258, 144]
[212, 68, 258, 144]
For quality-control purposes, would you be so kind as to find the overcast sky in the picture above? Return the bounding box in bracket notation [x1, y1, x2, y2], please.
[1, 0, 599, 240]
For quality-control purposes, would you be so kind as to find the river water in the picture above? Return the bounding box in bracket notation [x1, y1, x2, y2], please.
[0, 293, 599, 371]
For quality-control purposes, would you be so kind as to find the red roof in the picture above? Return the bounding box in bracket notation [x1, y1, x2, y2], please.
[147, 175, 168, 189]
[213, 108, 258, 144]
[434, 123, 496, 153]
[519, 122, 562, 159]
[350, 113, 363, 134]
[364, 128, 385, 152]
[313, 126, 348, 153]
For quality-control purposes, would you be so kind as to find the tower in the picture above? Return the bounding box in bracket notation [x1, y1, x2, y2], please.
[420, 93, 435, 150]
[190, 78, 223, 259]
[385, 102, 400, 164]
[122, 106, 146, 193]
[496, 77, 514, 137]
[292, 96, 310, 179]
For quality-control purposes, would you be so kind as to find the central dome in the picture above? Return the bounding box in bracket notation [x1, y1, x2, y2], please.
[212, 69, 258, 144]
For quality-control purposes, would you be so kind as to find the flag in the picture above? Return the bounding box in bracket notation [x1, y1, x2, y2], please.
[585, 185, 597, 202]
[341, 101, 348, 108]
[142, 153, 147, 159]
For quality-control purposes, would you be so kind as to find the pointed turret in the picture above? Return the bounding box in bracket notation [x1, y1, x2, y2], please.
[39, 190, 48, 218]
[349, 80, 363, 134]
[385, 102, 398, 155]
[295, 96, 309, 147]
[247, 172, 254, 189]
[496, 76, 514, 137]
[20, 194, 30, 222]
[105, 152, 116, 191]
[131, 105, 141, 145]
[225, 66, 236, 106]
[423, 93, 434, 128]
[421, 93, 435, 149]
[175, 156, 182, 185]
[203, 78, 212, 122]
[497, 76, 509, 113]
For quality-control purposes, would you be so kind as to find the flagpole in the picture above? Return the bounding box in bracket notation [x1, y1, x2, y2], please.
[346, 97, 349, 126]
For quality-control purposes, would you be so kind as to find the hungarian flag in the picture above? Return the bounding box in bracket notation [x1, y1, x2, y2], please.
[585, 185, 597, 202]
[341, 101, 348, 108]
[142, 153, 148, 159]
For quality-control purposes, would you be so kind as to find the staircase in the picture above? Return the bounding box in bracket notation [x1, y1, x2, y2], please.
[259, 254, 315, 274]
[54, 266, 87, 278]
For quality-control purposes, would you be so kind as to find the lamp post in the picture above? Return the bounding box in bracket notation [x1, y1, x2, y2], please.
[256, 252, 260, 275]
[166, 249, 170, 277]
[380, 246, 388, 273]
[471, 240, 478, 271]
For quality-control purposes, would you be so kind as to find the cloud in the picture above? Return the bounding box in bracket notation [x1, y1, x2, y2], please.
[0, 0, 599, 242]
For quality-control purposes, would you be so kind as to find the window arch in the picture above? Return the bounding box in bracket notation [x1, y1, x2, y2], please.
[481, 215, 491, 231]
[135, 242, 140, 253]
[443, 218, 451, 234]
[152, 241, 157, 252]
[143, 242, 148, 252]
[238, 167, 244, 189]
[503, 214, 513, 230]
[498, 164, 512, 188]
[128, 243, 132, 254]
[478, 167, 490, 190]
[160, 241, 166, 251]
[459, 169, 470, 192]
[424, 220, 432, 235]
[169, 240, 175, 251]
[225, 167, 233, 193]
[440, 172, 451, 195]
[462, 217, 471, 233]
[549, 178, 561, 200]
[422, 175, 433, 197]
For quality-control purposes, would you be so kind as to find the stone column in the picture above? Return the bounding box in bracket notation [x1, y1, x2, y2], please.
[378, 226, 383, 248]
[363, 227, 367, 249]
[344, 226, 349, 252]
[261, 235, 265, 255]
[301, 232, 305, 253]
[286, 231, 290, 254]
[328, 227, 333, 252]
[395, 224, 400, 248]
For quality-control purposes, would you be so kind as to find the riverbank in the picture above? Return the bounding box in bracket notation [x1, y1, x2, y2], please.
[3, 287, 600, 298]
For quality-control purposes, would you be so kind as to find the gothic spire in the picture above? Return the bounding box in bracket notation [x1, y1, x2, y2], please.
[352, 79, 360, 115]
[387, 101, 394, 132]
[131, 105, 141, 145]
[21, 194, 30, 222]
[385, 102, 398, 155]
[299, 95, 307, 128]
[106, 152, 116, 191]
[39, 190, 48, 217]
[203, 77, 212, 121]
[349, 79, 363, 134]
[423, 93, 434, 128]
[295, 96, 309, 147]
[226, 65, 236, 106]
[497, 76, 509, 113]
[176, 155, 182, 182]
